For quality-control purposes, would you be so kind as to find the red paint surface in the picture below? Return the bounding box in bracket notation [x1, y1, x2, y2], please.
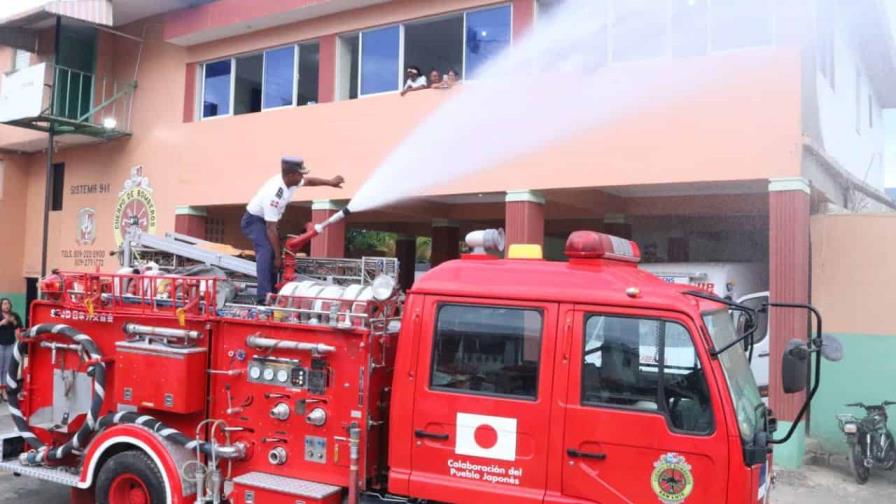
[474, 424, 499, 449]
[767, 189, 810, 421]
[318, 34, 336, 103]
[174, 212, 206, 239]
[389, 257, 752, 502]
[505, 200, 545, 252]
[311, 208, 346, 257]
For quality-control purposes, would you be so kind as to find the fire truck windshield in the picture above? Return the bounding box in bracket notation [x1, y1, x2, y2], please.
[703, 309, 764, 442]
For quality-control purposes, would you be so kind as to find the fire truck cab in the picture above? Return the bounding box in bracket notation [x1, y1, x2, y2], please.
[388, 231, 778, 504]
[0, 229, 822, 504]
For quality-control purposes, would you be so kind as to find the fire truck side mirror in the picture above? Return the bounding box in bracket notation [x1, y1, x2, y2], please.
[735, 312, 756, 352]
[781, 339, 809, 394]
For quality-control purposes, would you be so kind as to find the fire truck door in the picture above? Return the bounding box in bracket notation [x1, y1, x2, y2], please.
[560, 307, 729, 503]
[408, 297, 558, 503]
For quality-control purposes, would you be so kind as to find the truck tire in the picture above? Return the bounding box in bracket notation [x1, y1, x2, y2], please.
[96, 451, 167, 504]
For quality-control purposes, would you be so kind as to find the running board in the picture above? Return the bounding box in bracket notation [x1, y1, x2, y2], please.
[232, 472, 343, 504]
[0, 459, 86, 488]
[0, 432, 87, 488]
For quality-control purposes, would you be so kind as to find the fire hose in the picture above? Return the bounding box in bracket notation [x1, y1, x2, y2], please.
[7, 323, 240, 465]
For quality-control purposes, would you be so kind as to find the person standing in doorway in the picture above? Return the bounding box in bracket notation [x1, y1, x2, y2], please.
[0, 298, 22, 402]
[241, 156, 344, 304]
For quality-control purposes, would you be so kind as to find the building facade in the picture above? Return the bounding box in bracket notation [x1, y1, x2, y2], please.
[0, 0, 894, 465]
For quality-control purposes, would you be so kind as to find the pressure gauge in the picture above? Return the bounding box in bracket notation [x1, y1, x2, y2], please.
[249, 366, 261, 380]
[263, 367, 275, 381]
[276, 369, 289, 383]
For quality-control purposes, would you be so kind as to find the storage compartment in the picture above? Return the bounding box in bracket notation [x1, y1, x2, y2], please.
[114, 340, 208, 414]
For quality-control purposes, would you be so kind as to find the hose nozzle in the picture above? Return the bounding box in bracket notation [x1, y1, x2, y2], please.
[285, 207, 352, 252]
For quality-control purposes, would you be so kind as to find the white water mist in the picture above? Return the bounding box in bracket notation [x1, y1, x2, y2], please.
[347, 0, 769, 213]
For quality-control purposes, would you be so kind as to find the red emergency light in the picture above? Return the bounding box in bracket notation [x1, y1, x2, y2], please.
[565, 230, 641, 263]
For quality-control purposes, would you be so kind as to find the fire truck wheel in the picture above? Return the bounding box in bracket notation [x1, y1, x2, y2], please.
[95, 451, 167, 504]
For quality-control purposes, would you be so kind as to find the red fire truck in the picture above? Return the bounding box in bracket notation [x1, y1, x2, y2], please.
[0, 228, 827, 504]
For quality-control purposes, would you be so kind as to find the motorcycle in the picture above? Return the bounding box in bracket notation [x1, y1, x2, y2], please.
[836, 401, 896, 484]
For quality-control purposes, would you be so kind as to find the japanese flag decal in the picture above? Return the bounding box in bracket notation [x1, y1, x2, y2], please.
[455, 413, 517, 461]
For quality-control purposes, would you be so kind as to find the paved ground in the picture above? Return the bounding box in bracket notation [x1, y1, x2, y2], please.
[773, 454, 896, 504]
[0, 402, 891, 503]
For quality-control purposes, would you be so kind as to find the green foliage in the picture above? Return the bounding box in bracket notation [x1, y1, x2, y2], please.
[347, 229, 396, 256]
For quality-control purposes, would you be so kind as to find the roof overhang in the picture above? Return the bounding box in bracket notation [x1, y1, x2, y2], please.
[843, 0, 896, 107]
[0, 0, 112, 50]
[163, 0, 389, 46]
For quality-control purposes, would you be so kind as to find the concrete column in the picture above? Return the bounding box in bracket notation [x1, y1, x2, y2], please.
[311, 200, 345, 258]
[603, 213, 632, 239]
[768, 177, 811, 468]
[511, 0, 536, 37]
[174, 206, 207, 240]
[317, 34, 336, 103]
[505, 190, 545, 254]
[395, 234, 416, 291]
[430, 219, 460, 267]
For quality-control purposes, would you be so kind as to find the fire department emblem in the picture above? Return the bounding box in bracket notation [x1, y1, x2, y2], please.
[650, 452, 694, 503]
[76, 207, 96, 246]
[112, 165, 157, 246]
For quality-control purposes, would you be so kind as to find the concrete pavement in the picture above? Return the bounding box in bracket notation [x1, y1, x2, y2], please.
[0, 403, 891, 503]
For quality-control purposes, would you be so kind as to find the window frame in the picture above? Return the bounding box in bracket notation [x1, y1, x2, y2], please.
[260, 44, 299, 111]
[200, 57, 235, 121]
[537, 0, 777, 65]
[578, 311, 716, 436]
[462, 2, 514, 80]
[199, 39, 321, 120]
[428, 301, 545, 402]
[336, 2, 514, 100]
[356, 23, 404, 98]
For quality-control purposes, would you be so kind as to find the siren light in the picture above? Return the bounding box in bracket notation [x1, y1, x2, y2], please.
[565, 230, 641, 263]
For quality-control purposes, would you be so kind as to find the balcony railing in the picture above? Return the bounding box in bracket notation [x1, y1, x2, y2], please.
[0, 62, 136, 140]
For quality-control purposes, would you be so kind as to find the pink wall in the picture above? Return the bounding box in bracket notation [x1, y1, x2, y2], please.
[811, 214, 896, 335]
[0, 155, 29, 290]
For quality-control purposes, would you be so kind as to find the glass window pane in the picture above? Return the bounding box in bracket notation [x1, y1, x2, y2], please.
[710, 0, 773, 51]
[234, 53, 263, 115]
[669, 0, 708, 57]
[360, 25, 400, 95]
[263, 46, 295, 109]
[465, 5, 512, 78]
[298, 42, 320, 105]
[203, 60, 231, 118]
[432, 305, 543, 399]
[405, 15, 464, 83]
[582, 315, 713, 434]
[611, 0, 666, 62]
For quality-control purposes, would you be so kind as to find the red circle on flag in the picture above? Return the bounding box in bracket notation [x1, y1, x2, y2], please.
[474, 424, 499, 449]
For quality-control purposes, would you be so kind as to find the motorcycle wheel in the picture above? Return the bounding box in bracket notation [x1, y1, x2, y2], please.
[848, 443, 870, 484]
[882, 447, 896, 470]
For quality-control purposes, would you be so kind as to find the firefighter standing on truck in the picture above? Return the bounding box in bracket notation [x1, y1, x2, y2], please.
[241, 155, 345, 304]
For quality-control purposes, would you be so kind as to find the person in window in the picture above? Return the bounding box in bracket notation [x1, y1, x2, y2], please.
[400, 66, 428, 96]
[446, 68, 460, 86]
[434, 69, 460, 89]
[428, 69, 443, 88]
[0, 298, 22, 403]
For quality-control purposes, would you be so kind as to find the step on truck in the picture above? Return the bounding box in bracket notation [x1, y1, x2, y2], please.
[0, 228, 833, 503]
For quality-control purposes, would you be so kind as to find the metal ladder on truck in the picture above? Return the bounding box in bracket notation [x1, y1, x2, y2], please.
[121, 227, 400, 286]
